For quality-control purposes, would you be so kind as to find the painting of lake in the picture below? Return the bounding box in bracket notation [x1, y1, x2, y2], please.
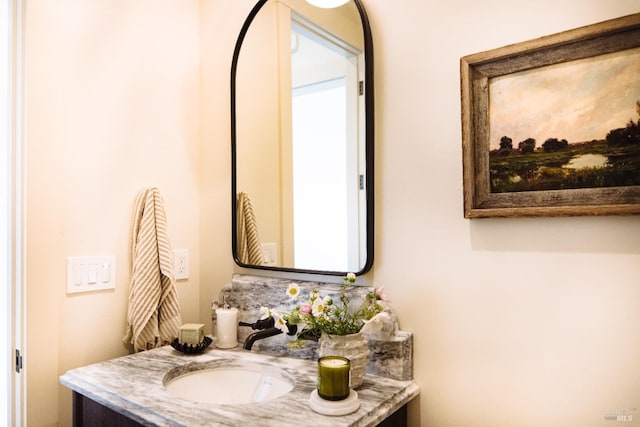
[488, 46, 640, 193]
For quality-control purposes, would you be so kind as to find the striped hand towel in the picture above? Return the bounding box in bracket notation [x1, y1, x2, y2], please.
[236, 192, 263, 265]
[123, 187, 182, 352]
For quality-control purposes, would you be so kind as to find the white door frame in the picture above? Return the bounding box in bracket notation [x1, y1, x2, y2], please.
[3, 0, 27, 425]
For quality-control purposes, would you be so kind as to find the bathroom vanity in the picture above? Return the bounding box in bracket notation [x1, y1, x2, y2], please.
[61, 344, 419, 427]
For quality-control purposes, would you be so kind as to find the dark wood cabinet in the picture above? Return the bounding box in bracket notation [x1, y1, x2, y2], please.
[73, 392, 145, 427]
[73, 391, 408, 427]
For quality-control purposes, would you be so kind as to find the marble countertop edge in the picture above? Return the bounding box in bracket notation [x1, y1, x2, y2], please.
[60, 373, 180, 427]
[358, 383, 420, 427]
[60, 344, 419, 427]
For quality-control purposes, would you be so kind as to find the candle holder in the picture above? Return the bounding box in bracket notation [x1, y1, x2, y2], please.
[317, 356, 351, 401]
[309, 356, 360, 415]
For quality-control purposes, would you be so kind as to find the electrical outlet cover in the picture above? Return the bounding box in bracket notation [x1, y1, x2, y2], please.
[173, 249, 189, 280]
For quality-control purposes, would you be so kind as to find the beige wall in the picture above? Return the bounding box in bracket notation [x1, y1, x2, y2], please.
[25, 0, 640, 426]
[365, 1, 640, 426]
[26, 1, 206, 425]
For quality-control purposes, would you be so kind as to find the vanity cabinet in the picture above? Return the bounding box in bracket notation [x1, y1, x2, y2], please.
[72, 391, 408, 427]
[72, 392, 144, 427]
[380, 405, 408, 426]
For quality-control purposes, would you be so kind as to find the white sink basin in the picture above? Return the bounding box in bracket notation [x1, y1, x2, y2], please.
[163, 361, 295, 405]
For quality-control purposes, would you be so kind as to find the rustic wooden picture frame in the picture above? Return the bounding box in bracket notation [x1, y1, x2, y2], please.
[461, 13, 640, 218]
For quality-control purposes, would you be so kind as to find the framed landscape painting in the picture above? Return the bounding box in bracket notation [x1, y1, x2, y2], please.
[461, 13, 640, 218]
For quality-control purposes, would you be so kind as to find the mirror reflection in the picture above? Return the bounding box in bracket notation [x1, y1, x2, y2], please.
[232, 0, 373, 274]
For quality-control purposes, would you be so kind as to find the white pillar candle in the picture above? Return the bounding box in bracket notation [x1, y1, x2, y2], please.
[215, 307, 238, 348]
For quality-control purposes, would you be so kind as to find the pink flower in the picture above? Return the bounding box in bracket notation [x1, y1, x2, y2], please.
[375, 286, 391, 302]
[299, 303, 312, 315]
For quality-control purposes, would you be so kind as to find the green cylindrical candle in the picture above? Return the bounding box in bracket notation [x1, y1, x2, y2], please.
[317, 356, 351, 401]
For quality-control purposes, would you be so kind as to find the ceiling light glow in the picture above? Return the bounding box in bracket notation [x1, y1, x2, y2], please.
[305, 0, 350, 9]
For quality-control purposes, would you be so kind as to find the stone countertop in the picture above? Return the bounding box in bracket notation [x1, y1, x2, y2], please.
[60, 341, 419, 427]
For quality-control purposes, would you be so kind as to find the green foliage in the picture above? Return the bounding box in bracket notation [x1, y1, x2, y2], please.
[269, 275, 386, 346]
[499, 136, 513, 150]
[607, 120, 640, 147]
[542, 138, 569, 152]
[518, 138, 536, 154]
[490, 140, 640, 192]
[490, 100, 640, 192]
[292, 287, 382, 337]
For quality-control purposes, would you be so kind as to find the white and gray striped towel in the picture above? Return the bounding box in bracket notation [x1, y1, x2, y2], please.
[123, 187, 182, 352]
[236, 192, 263, 265]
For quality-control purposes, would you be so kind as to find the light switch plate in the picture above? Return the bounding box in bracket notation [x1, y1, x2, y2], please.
[67, 256, 116, 294]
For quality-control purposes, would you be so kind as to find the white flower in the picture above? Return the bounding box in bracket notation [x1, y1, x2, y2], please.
[286, 283, 300, 299]
[345, 272, 356, 284]
[259, 306, 272, 320]
[273, 312, 289, 334]
[312, 296, 331, 316]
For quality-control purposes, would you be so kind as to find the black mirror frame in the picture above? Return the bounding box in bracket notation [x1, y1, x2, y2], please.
[231, 0, 374, 276]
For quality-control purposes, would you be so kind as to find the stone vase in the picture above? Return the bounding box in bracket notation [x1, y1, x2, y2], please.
[318, 332, 369, 388]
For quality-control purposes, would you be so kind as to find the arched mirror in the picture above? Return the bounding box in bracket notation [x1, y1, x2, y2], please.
[231, 0, 373, 275]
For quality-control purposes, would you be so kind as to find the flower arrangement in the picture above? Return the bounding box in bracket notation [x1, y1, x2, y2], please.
[260, 273, 392, 345]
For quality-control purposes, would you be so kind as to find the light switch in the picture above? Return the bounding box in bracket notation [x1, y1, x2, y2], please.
[99, 262, 111, 282]
[73, 264, 83, 286]
[87, 264, 98, 284]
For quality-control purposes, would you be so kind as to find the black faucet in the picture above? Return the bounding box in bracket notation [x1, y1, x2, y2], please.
[239, 318, 297, 350]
